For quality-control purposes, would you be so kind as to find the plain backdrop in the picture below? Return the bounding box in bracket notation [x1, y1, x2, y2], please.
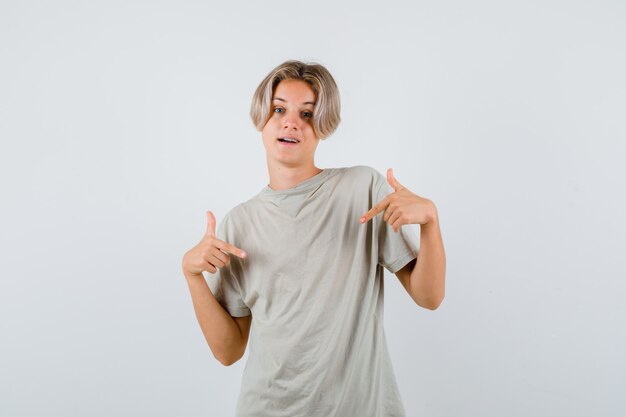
[1, 0, 625, 416]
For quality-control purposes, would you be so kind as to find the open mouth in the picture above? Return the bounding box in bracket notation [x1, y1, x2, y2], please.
[277, 137, 300, 144]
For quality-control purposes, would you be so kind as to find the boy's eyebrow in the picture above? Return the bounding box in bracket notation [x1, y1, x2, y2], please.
[273, 97, 316, 106]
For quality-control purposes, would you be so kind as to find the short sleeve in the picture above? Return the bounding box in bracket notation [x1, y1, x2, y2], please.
[206, 213, 251, 317]
[374, 172, 420, 274]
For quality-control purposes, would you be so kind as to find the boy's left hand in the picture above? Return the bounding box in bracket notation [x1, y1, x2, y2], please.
[359, 168, 437, 232]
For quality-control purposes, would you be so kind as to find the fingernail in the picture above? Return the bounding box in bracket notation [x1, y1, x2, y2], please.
[241, 251, 247, 258]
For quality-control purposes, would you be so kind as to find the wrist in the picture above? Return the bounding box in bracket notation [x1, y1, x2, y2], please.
[184, 271, 205, 281]
[424, 202, 439, 226]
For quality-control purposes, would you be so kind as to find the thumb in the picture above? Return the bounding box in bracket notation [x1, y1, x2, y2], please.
[205, 210, 216, 238]
[387, 168, 405, 191]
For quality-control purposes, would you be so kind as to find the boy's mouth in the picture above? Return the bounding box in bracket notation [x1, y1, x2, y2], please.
[277, 137, 300, 144]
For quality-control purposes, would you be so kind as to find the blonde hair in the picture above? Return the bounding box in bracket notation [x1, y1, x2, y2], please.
[250, 60, 341, 140]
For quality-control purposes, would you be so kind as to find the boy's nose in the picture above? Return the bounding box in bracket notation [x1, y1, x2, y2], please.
[282, 113, 303, 129]
[283, 119, 300, 130]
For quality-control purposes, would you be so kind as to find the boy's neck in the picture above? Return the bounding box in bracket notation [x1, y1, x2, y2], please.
[267, 164, 323, 191]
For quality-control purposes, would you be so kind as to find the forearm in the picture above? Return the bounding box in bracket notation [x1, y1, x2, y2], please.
[410, 211, 446, 309]
[185, 273, 245, 365]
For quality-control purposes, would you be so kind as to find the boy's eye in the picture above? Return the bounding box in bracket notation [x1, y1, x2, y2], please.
[272, 107, 313, 119]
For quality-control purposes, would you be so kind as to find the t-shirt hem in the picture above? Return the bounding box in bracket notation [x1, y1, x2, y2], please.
[226, 306, 252, 317]
[385, 251, 417, 274]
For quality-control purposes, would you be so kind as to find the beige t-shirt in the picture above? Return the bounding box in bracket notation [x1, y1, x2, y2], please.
[208, 165, 419, 417]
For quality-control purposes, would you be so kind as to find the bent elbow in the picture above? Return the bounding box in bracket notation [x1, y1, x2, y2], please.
[216, 355, 238, 367]
[215, 349, 245, 367]
[418, 293, 445, 311]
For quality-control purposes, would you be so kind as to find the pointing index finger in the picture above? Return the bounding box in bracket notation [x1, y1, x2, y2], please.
[359, 196, 390, 224]
[216, 239, 247, 259]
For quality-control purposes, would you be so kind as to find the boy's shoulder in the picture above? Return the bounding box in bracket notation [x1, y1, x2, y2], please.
[317, 165, 381, 181]
[221, 200, 251, 224]
[337, 165, 386, 187]
[340, 164, 382, 178]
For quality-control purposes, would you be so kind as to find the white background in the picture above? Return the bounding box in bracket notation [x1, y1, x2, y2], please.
[1, 1, 625, 416]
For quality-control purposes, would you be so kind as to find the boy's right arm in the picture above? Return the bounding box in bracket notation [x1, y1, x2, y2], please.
[182, 211, 251, 366]
[184, 273, 251, 366]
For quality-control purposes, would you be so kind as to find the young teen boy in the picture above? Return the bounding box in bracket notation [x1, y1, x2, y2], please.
[182, 60, 446, 417]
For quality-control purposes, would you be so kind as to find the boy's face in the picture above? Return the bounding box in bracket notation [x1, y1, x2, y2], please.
[262, 79, 320, 168]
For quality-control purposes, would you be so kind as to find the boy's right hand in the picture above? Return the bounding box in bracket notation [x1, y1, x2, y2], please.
[182, 211, 247, 276]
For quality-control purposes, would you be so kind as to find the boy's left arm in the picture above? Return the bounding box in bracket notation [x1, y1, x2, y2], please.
[360, 168, 446, 310]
